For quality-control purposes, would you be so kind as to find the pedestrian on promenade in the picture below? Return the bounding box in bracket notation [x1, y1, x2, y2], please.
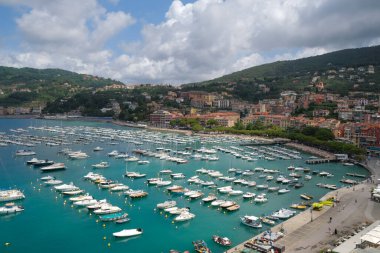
[329, 217, 332, 223]
[328, 227, 331, 234]
[334, 228, 338, 235]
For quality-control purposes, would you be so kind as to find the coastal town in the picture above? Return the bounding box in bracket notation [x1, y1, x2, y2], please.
[2, 64, 379, 158]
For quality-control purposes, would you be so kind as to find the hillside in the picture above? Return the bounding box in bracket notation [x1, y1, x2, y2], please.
[0, 66, 124, 107]
[183, 45, 380, 102]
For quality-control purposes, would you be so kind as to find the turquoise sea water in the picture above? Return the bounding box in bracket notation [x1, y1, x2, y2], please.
[0, 119, 370, 253]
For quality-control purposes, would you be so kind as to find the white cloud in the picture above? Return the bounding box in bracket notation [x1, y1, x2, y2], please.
[0, 0, 380, 84]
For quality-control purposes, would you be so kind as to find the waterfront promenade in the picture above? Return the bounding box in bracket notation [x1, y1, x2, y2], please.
[227, 158, 380, 253]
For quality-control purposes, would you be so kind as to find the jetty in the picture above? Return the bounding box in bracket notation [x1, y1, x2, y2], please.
[306, 158, 335, 164]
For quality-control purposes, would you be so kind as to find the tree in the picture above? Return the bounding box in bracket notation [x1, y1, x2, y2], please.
[315, 128, 335, 141]
[206, 119, 218, 128]
[234, 120, 245, 130]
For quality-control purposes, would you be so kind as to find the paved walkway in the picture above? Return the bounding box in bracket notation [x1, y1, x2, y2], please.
[227, 158, 380, 253]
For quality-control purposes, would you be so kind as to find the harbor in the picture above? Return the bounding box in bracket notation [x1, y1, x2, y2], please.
[0, 118, 373, 253]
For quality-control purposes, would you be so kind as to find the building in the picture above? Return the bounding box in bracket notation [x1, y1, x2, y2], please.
[184, 112, 240, 128]
[149, 110, 176, 128]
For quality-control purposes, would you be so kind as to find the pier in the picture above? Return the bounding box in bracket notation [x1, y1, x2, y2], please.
[306, 158, 335, 164]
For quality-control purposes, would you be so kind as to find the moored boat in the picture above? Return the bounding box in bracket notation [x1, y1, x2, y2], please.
[193, 240, 211, 253]
[41, 163, 66, 171]
[240, 215, 262, 228]
[113, 228, 143, 238]
[212, 235, 231, 246]
[0, 202, 24, 214]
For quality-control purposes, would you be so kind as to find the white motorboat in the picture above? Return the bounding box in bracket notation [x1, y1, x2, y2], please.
[0, 190, 25, 202]
[156, 180, 172, 187]
[40, 163, 66, 171]
[26, 157, 41, 165]
[44, 179, 63, 185]
[54, 183, 79, 192]
[93, 146, 103, 151]
[157, 200, 176, 209]
[40, 175, 55, 181]
[125, 156, 139, 162]
[242, 192, 256, 199]
[174, 211, 195, 222]
[73, 199, 99, 207]
[16, 150, 36, 156]
[108, 150, 119, 156]
[240, 215, 262, 228]
[169, 207, 190, 215]
[110, 184, 129, 192]
[62, 189, 84, 195]
[254, 193, 268, 203]
[271, 208, 296, 219]
[202, 194, 217, 202]
[278, 188, 290, 194]
[229, 190, 243, 196]
[125, 172, 146, 178]
[68, 151, 89, 159]
[93, 204, 122, 215]
[137, 160, 150, 165]
[92, 162, 110, 169]
[69, 194, 93, 202]
[113, 228, 143, 238]
[0, 202, 24, 214]
[211, 199, 226, 207]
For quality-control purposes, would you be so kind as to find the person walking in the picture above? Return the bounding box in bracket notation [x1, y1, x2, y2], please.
[329, 217, 332, 223]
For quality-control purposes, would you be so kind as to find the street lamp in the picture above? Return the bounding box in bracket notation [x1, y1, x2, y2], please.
[310, 208, 313, 222]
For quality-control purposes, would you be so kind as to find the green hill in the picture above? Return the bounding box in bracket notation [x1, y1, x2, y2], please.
[0, 66, 124, 106]
[183, 45, 380, 102]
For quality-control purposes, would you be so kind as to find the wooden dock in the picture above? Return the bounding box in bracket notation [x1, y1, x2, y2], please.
[306, 159, 335, 164]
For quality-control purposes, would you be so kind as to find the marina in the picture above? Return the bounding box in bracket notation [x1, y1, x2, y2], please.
[0, 118, 371, 253]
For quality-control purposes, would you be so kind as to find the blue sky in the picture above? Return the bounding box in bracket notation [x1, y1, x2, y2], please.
[0, 0, 379, 84]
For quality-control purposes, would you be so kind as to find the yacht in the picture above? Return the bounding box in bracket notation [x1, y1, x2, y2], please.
[157, 200, 176, 209]
[278, 188, 290, 194]
[0, 202, 24, 214]
[92, 162, 110, 169]
[44, 179, 63, 185]
[271, 208, 296, 219]
[125, 156, 139, 162]
[54, 183, 79, 192]
[93, 146, 103, 151]
[73, 199, 98, 207]
[242, 192, 256, 199]
[93, 204, 122, 215]
[0, 190, 25, 202]
[174, 211, 195, 222]
[210, 199, 226, 207]
[69, 194, 93, 202]
[202, 194, 217, 202]
[40, 163, 66, 171]
[113, 228, 143, 238]
[125, 171, 146, 178]
[108, 150, 119, 157]
[110, 184, 129, 192]
[26, 157, 41, 165]
[254, 193, 268, 203]
[16, 150, 36, 156]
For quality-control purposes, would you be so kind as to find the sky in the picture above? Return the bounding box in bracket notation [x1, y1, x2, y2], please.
[0, 0, 380, 84]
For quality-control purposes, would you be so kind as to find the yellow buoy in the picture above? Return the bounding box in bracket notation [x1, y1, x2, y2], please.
[103, 236, 107, 240]
[96, 220, 99, 223]
[172, 221, 174, 224]
[107, 243, 111, 247]
[102, 224, 106, 228]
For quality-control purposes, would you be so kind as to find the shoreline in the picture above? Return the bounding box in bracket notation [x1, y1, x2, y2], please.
[227, 158, 378, 253]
